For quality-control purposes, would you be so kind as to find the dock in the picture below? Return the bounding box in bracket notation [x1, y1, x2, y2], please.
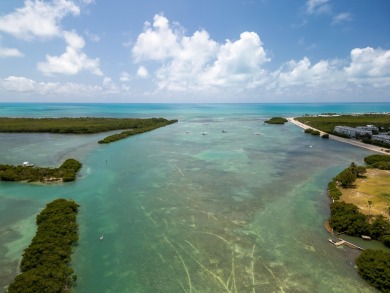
[328, 238, 364, 250]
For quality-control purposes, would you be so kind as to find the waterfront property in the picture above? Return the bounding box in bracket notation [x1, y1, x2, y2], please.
[372, 134, 390, 145]
[333, 125, 378, 138]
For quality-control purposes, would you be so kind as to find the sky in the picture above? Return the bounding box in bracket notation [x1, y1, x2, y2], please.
[0, 0, 389, 103]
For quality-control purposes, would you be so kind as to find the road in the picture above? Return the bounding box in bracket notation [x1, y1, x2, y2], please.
[287, 117, 390, 155]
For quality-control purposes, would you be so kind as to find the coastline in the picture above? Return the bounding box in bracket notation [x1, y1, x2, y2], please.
[287, 117, 390, 155]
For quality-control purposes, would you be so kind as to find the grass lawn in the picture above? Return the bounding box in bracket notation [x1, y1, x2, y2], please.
[340, 169, 390, 220]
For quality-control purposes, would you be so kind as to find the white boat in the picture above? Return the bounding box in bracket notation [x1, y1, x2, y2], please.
[100, 235, 104, 240]
[22, 161, 34, 167]
[202, 132, 208, 135]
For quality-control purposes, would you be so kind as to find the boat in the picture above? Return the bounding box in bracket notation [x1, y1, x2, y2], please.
[202, 132, 208, 135]
[100, 235, 104, 240]
[222, 130, 227, 133]
[22, 161, 34, 167]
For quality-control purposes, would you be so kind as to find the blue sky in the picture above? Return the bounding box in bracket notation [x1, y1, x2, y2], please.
[0, 0, 389, 103]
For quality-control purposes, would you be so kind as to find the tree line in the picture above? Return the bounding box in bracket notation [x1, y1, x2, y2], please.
[7, 199, 79, 293]
[0, 117, 176, 134]
[0, 159, 82, 183]
[326, 154, 390, 292]
[98, 119, 177, 144]
[295, 114, 390, 133]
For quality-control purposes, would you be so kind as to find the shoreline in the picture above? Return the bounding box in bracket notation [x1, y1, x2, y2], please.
[287, 117, 390, 155]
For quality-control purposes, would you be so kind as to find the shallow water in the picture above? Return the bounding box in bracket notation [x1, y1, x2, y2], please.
[1, 103, 389, 292]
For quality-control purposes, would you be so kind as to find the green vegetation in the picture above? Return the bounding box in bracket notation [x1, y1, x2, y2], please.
[264, 117, 288, 124]
[329, 202, 390, 241]
[304, 128, 320, 135]
[98, 119, 177, 144]
[331, 162, 367, 189]
[0, 117, 178, 144]
[329, 201, 370, 236]
[8, 199, 79, 293]
[328, 181, 342, 200]
[0, 159, 82, 183]
[321, 133, 329, 139]
[364, 154, 390, 170]
[327, 159, 390, 248]
[356, 249, 390, 293]
[0, 117, 176, 134]
[295, 114, 390, 133]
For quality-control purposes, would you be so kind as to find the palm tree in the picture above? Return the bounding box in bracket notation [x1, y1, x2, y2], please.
[367, 201, 373, 217]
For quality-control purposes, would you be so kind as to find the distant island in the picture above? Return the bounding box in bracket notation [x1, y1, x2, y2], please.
[0, 159, 82, 183]
[7, 199, 79, 293]
[0, 117, 178, 144]
[264, 117, 288, 124]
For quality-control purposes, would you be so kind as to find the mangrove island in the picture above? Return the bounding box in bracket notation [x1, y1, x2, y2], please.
[7, 199, 79, 293]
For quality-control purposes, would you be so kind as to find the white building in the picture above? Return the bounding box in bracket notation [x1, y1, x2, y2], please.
[333, 126, 373, 138]
[372, 134, 390, 145]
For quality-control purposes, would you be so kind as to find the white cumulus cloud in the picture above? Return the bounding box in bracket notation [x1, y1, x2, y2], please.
[0, 0, 80, 40]
[37, 30, 102, 76]
[132, 14, 268, 91]
[0, 46, 24, 58]
[137, 66, 149, 78]
[345, 47, 390, 78]
[2, 76, 36, 91]
[132, 14, 181, 62]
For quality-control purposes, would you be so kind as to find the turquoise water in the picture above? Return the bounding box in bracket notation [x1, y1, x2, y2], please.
[1, 103, 389, 292]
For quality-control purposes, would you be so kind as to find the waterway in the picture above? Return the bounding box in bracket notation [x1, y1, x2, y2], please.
[1, 103, 389, 292]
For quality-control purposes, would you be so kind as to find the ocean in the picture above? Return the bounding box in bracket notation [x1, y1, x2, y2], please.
[0, 103, 389, 292]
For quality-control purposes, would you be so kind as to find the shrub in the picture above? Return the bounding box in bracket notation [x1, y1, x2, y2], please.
[356, 249, 390, 292]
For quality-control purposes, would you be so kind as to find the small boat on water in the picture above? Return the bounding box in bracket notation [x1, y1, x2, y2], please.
[202, 132, 208, 135]
[100, 235, 104, 240]
[22, 161, 34, 167]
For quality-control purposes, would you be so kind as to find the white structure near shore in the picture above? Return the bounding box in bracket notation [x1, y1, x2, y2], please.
[333, 125, 378, 138]
[372, 134, 390, 145]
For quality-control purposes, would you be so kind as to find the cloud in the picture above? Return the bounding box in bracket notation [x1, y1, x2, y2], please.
[0, 46, 24, 58]
[2, 76, 36, 91]
[305, 0, 331, 15]
[102, 77, 119, 93]
[137, 66, 149, 78]
[272, 57, 342, 90]
[1, 75, 110, 95]
[332, 12, 352, 24]
[344, 47, 390, 86]
[270, 47, 390, 93]
[85, 30, 100, 42]
[132, 14, 181, 62]
[37, 30, 102, 76]
[120, 71, 131, 82]
[130, 14, 390, 100]
[0, 0, 80, 40]
[133, 14, 268, 91]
